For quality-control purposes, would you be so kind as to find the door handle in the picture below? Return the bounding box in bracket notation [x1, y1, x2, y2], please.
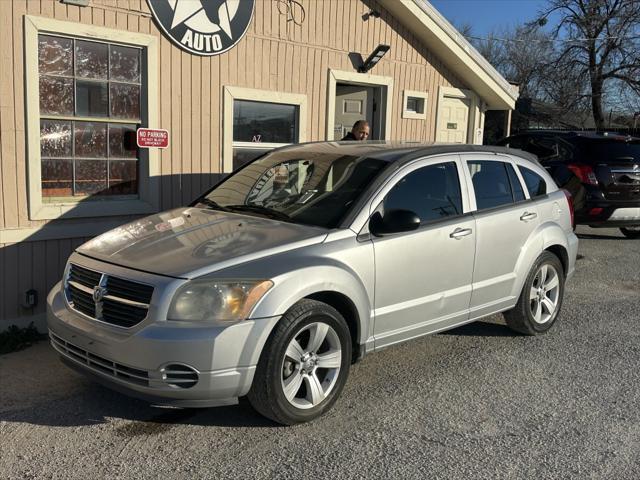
[520, 212, 538, 222]
[449, 227, 473, 239]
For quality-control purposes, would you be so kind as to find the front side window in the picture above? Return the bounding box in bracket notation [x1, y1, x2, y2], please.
[232, 100, 299, 171]
[38, 34, 142, 199]
[382, 162, 463, 224]
[200, 151, 388, 228]
[468, 161, 516, 210]
[519, 166, 548, 197]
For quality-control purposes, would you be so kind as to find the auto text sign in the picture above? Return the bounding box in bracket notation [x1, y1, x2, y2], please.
[147, 0, 255, 56]
[137, 128, 170, 149]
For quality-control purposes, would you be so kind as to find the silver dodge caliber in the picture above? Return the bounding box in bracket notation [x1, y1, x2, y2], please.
[47, 142, 578, 424]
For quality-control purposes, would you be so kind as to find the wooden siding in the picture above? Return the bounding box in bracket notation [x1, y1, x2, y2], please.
[0, 0, 468, 326]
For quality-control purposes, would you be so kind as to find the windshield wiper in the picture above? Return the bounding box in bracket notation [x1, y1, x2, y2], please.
[225, 204, 292, 221]
[195, 198, 230, 211]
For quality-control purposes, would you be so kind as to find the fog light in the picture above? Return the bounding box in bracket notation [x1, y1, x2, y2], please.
[161, 364, 199, 389]
[589, 207, 604, 216]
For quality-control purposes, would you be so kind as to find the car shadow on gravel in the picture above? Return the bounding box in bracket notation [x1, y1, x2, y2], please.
[576, 232, 626, 240]
[0, 381, 280, 430]
[440, 320, 519, 337]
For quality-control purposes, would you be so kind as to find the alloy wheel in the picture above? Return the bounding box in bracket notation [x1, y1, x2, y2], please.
[281, 322, 342, 409]
[529, 264, 561, 324]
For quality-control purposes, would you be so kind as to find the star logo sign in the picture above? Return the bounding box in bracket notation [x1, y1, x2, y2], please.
[147, 0, 255, 56]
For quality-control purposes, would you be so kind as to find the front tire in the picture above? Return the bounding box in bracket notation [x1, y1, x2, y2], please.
[620, 227, 640, 239]
[247, 299, 352, 425]
[504, 251, 565, 335]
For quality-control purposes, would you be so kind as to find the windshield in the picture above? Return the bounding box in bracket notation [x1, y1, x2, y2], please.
[197, 150, 389, 228]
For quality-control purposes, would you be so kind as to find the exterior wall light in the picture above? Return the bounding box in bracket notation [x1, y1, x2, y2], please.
[358, 44, 390, 73]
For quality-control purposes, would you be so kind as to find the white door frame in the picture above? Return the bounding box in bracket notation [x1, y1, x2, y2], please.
[326, 69, 394, 140]
[435, 86, 483, 144]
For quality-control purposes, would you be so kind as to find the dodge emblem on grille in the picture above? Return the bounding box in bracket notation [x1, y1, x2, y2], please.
[93, 286, 107, 303]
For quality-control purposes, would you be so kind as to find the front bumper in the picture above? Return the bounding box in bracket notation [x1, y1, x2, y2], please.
[47, 282, 279, 407]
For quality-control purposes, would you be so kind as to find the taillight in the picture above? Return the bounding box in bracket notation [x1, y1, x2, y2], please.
[567, 163, 598, 185]
[562, 189, 575, 229]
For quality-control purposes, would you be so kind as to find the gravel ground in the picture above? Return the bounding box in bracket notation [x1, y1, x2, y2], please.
[1, 226, 639, 479]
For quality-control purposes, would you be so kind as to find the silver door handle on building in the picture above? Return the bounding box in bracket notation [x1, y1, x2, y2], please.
[449, 228, 473, 239]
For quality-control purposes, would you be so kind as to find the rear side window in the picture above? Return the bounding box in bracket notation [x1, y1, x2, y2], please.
[519, 166, 547, 197]
[383, 162, 462, 224]
[468, 161, 514, 210]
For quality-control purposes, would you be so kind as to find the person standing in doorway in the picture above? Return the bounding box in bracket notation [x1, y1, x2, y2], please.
[341, 120, 370, 141]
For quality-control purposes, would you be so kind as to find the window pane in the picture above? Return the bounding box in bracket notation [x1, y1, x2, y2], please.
[75, 40, 108, 79]
[75, 122, 107, 158]
[40, 120, 72, 157]
[233, 100, 297, 143]
[519, 166, 547, 197]
[38, 35, 73, 76]
[110, 45, 141, 83]
[406, 97, 424, 114]
[75, 159, 107, 195]
[76, 80, 108, 117]
[468, 161, 514, 210]
[109, 124, 138, 158]
[39, 77, 74, 115]
[109, 160, 138, 194]
[41, 158, 73, 197]
[110, 83, 140, 119]
[384, 162, 462, 223]
[232, 147, 272, 171]
[506, 164, 526, 201]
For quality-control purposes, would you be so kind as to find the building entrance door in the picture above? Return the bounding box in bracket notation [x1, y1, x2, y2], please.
[436, 96, 470, 143]
[333, 84, 376, 140]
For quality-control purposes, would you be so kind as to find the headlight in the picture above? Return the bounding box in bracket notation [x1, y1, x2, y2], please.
[167, 280, 273, 323]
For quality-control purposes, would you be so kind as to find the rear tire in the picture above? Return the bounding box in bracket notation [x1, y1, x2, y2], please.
[504, 251, 565, 335]
[620, 227, 640, 239]
[247, 299, 352, 425]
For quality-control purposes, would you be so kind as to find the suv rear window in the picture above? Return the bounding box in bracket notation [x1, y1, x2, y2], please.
[577, 139, 640, 164]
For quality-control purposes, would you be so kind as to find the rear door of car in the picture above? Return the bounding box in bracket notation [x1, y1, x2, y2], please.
[369, 156, 476, 348]
[460, 153, 542, 319]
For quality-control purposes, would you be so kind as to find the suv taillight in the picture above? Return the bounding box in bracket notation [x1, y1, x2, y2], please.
[562, 189, 575, 230]
[567, 163, 598, 185]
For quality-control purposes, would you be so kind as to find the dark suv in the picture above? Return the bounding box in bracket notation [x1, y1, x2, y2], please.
[496, 130, 640, 238]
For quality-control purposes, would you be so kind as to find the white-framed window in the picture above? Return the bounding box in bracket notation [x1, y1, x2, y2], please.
[25, 16, 159, 220]
[402, 90, 428, 120]
[223, 87, 307, 173]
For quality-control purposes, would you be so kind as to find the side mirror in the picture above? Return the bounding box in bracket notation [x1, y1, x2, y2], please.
[369, 209, 421, 236]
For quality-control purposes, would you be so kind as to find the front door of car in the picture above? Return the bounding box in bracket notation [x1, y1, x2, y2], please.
[461, 155, 541, 319]
[369, 158, 476, 349]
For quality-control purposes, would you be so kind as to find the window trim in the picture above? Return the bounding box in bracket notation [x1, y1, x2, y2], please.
[402, 90, 428, 120]
[25, 15, 159, 220]
[518, 165, 549, 199]
[223, 86, 307, 174]
[352, 155, 472, 234]
[460, 154, 534, 212]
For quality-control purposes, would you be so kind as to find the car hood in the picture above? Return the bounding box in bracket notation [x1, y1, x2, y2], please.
[77, 207, 328, 278]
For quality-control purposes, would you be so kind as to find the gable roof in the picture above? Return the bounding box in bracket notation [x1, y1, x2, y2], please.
[379, 0, 518, 110]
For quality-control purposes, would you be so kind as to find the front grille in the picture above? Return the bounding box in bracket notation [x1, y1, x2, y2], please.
[69, 264, 102, 288]
[50, 332, 149, 386]
[68, 283, 96, 318]
[65, 263, 154, 328]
